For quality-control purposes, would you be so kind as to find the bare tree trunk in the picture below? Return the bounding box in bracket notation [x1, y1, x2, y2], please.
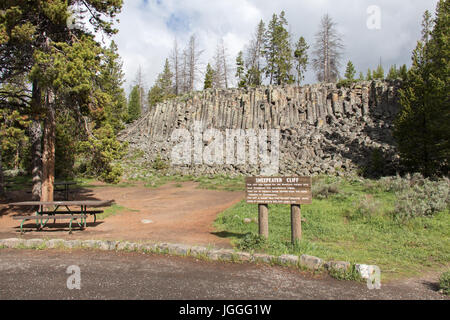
[171, 39, 180, 95]
[30, 80, 42, 201]
[221, 39, 229, 89]
[41, 90, 55, 203]
[0, 142, 4, 198]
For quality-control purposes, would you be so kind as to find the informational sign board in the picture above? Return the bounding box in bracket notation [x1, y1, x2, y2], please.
[245, 176, 312, 205]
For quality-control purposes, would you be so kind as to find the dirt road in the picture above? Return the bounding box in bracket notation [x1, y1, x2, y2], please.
[0, 249, 446, 300]
[0, 182, 244, 247]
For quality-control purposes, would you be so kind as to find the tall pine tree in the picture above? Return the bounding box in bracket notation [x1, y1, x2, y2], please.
[128, 85, 141, 122]
[294, 36, 309, 85]
[394, 3, 449, 176]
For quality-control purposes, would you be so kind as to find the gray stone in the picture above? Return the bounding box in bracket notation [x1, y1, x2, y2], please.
[234, 252, 252, 262]
[355, 264, 379, 279]
[46, 239, 65, 248]
[25, 239, 44, 248]
[300, 254, 324, 270]
[82, 240, 101, 248]
[156, 243, 170, 252]
[98, 240, 117, 251]
[190, 246, 208, 256]
[326, 260, 351, 272]
[0, 238, 24, 248]
[207, 250, 221, 261]
[278, 254, 299, 266]
[253, 253, 274, 263]
[217, 249, 235, 261]
[168, 244, 190, 255]
[117, 241, 132, 251]
[64, 240, 82, 249]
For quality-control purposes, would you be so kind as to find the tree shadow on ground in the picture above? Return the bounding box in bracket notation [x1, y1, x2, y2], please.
[0, 186, 111, 218]
[13, 221, 104, 234]
[210, 231, 249, 240]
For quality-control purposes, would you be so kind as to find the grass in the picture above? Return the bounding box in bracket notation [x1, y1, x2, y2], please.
[139, 174, 245, 192]
[6, 172, 448, 280]
[439, 271, 450, 295]
[97, 204, 139, 220]
[214, 176, 450, 280]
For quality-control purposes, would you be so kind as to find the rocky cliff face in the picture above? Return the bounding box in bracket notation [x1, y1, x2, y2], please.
[119, 80, 401, 177]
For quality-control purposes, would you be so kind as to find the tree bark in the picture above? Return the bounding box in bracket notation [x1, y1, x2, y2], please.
[30, 80, 43, 201]
[0, 142, 4, 198]
[30, 119, 42, 200]
[41, 89, 55, 203]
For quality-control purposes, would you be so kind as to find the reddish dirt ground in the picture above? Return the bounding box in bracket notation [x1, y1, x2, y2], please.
[0, 182, 244, 248]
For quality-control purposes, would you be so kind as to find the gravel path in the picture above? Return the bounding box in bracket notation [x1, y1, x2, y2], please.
[0, 249, 447, 300]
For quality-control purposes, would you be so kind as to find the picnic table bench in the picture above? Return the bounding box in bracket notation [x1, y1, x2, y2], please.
[9, 200, 113, 234]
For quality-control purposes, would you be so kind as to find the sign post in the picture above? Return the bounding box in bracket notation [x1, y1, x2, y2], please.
[258, 204, 269, 239]
[246, 176, 312, 243]
[291, 204, 301, 243]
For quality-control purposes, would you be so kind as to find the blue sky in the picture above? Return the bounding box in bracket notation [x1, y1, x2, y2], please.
[111, 0, 440, 94]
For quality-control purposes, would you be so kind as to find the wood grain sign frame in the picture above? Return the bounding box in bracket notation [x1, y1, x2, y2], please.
[245, 176, 312, 205]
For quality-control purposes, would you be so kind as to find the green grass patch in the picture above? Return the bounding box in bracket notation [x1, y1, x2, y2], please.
[140, 174, 245, 191]
[97, 204, 139, 220]
[439, 271, 450, 295]
[214, 176, 450, 280]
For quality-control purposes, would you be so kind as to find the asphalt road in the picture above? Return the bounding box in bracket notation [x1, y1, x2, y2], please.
[0, 249, 447, 300]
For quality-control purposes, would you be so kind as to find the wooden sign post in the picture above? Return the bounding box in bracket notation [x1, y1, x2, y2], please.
[246, 177, 312, 243]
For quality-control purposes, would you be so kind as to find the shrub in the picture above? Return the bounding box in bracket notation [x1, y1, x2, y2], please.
[237, 233, 267, 251]
[336, 79, 356, 88]
[152, 154, 169, 171]
[345, 195, 382, 220]
[439, 271, 450, 295]
[77, 124, 127, 184]
[394, 176, 449, 219]
[312, 180, 340, 199]
[377, 174, 411, 192]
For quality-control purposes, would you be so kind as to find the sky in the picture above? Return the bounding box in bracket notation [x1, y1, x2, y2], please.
[110, 0, 440, 94]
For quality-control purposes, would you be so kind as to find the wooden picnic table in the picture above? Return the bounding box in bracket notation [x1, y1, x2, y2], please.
[9, 200, 113, 234]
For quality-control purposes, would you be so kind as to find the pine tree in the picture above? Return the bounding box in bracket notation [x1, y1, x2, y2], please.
[387, 65, 399, 80]
[358, 71, 365, 81]
[147, 84, 164, 109]
[235, 51, 246, 88]
[128, 85, 141, 122]
[373, 62, 385, 79]
[147, 59, 175, 108]
[159, 58, 174, 95]
[294, 36, 309, 85]
[344, 61, 356, 80]
[398, 64, 408, 81]
[394, 3, 449, 176]
[0, 1, 125, 190]
[366, 69, 373, 81]
[100, 41, 127, 133]
[204, 63, 215, 90]
[264, 12, 293, 85]
[264, 14, 279, 85]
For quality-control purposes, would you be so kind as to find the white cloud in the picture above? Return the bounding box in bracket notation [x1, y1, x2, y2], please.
[113, 0, 439, 94]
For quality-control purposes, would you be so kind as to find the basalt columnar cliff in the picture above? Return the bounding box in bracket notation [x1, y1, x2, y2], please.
[119, 80, 402, 177]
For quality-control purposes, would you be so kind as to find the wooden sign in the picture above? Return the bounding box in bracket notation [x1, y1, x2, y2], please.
[245, 176, 312, 205]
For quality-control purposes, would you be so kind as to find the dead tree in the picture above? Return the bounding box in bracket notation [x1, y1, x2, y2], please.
[185, 34, 204, 92]
[170, 39, 181, 95]
[312, 14, 344, 83]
